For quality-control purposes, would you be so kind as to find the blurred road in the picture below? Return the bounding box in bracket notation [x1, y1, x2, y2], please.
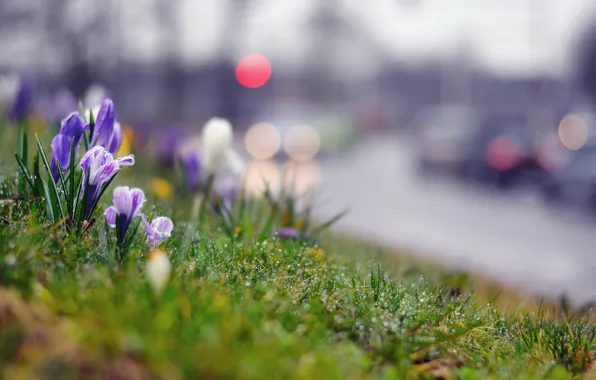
[314, 132, 596, 306]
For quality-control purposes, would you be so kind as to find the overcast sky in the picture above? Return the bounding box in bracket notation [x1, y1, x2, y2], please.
[145, 0, 596, 76]
[2, 0, 596, 77]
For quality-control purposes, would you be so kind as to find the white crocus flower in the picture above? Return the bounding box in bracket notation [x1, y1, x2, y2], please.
[146, 249, 172, 295]
[84, 104, 101, 124]
[201, 117, 244, 175]
[83, 83, 109, 109]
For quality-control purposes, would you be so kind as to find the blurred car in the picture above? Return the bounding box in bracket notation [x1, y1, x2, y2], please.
[461, 115, 550, 188]
[541, 145, 596, 212]
[414, 107, 554, 188]
[413, 106, 480, 175]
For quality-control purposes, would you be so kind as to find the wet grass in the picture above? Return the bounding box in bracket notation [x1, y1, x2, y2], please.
[0, 126, 595, 379]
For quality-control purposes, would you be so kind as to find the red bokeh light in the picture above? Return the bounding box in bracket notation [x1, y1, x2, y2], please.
[235, 54, 272, 89]
[486, 136, 520, 172]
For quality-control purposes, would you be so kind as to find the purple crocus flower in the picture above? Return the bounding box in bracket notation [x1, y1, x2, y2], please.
[80, 146, 134, 220]
[184, 152, 202, 191]
[144, 216, 174, 248]
[7, 74, 33, 124]
[91, 98, 115, 147]
[49, 113, 87, 182]
[50, 134, 72, 183]
[107, 122, 123, 155]
[87, 99, 124, 155]
[104, 186, 146, 242]
[59, 112, 86, 149]
[278, 227, 302, 240]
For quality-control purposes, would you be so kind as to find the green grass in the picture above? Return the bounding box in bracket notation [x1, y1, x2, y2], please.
[0, 123, 595, 379]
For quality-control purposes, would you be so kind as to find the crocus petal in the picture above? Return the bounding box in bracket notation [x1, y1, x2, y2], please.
[113, 186, 133, 218]
[278, 227, 301, 239]
[116, 155, 135, 167]
[144, 216, 174, 248]
[50, 134, 73, 183]
[185, 153, 202, 191]
[104, 206, 117, 227]
[129, 188, 146, 218]
[93, 99, 115, 148]
[151, 217, 173, 236]
[108, 122, 123, 154]
[59, 112, 86, 141]
[146, 250, 171, 294]
[80, 146, 109, 175]
[91, 162, 119, 189]
[201, 117, 233, 173]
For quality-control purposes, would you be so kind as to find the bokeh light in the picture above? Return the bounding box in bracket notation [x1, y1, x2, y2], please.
[243, 160, 281, 196]
[283, 125, 321, 161]
[558, 114, 589, 151]
[235, 54, 272, 89]
[283, 160, 320, 195]
[244, 122, 281, 160]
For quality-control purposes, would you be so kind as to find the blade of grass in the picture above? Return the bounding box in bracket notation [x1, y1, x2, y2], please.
[76, 168, 91, 234]
[33, 153, 44, 198]
[42, 182, 56, 224]
[36, 135, 65, 222]
[55, 157, 72, 217]
[14, 154, 34, 191]
[310, 208, 349, 236]
[68, 137, 77, 218]
[17, 128, 29, 195]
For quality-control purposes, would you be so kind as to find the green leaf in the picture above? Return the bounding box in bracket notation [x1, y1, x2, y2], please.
[122, 217, 142, 255]
[115, 213, 122, 261]
[104, 220, 114, 264]
[33, 153, 44, 198]
[198, 174, 215, 227]
[55, 156, 72, 217]
[88, 108, 95, 145]
[68, 137, 77, 219]
[76, 168, 91, 234]
[35, 135, 65, 223]
[19, 127, 28, 166]
[42, 182, 55, 224]
[14, 154, 34, 191]
[17, 128, 29, 195]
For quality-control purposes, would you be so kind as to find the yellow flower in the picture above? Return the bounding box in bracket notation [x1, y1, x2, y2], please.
[307, 248, 325, 262]
[151, 178, 173, 199]
[117, 125, 134, 157]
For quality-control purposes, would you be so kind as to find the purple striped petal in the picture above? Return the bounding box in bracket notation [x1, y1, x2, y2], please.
[113, 186, 133, 218]
[104, 206, 117, 227]
[108, 122, 123, 154]
[116, 154, 135, 167]
[93, 98, 115, 148]
[130, 188, 146, 219]
[144, 216, 174, 248]
[59, 112, 86, 144]
[50, 134, 73, 183]
[91, 161, 119, 187]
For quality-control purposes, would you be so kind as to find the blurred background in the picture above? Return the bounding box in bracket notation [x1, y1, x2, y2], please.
[4, 0, 596, 303]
